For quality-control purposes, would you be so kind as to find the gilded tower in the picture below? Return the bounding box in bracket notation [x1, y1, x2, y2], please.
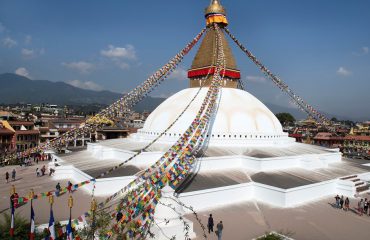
[188, 0, 241, 88]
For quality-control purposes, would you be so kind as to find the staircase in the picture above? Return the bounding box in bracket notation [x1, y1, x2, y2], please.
[338, 175, 370, 195]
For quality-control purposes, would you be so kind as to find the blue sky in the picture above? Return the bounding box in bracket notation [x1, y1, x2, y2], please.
[0, 0, 369, 120]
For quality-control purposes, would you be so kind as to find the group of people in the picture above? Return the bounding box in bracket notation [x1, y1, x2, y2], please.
[5, 169, 17, 182]
[5, 163, 56, 184]
[36, 165, 55, 177]
[334, 194, 370, 216]
[55, 181, 73, 196]
[207, 214, 224, 240]
[18, 153, 52, 166]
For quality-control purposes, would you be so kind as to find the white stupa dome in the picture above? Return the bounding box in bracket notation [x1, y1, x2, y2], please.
[133, 87, 293, 146]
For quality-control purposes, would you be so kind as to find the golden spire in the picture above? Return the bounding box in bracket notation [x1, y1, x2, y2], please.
[205, 0, 228, 26]
[187, 0, 239, 88]
[205, 0, 226, 16]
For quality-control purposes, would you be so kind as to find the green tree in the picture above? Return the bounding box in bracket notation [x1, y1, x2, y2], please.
[275, 112, 296, 125]
[0, 213, 32, 240]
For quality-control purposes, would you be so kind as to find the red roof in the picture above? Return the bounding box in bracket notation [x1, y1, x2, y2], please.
[0, 128, 14, 135]
[313, 132, 343, 140]
[344, 135, 370, 141]
[289, 133, 302, 138]
[15, 130, 40, 135]
[8, 121, 34, 126]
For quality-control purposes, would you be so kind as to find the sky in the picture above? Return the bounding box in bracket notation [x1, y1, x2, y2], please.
[0, 0, 369, 120]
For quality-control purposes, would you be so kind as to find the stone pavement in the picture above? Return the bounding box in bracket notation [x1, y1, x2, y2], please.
[187, 196, 370, 240]
[0, 162, 104, 224]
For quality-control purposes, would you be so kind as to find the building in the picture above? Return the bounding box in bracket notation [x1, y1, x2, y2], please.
[0, 121, 15, 155]
[343, 135, 370, 158]
[7, 120, 40, 152]
[50, 118, 91, 147]
[313, 132, 344, 149]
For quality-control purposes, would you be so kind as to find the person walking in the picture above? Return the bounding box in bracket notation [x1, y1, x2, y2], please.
[55, 182, 61, 196]
[344, 197, 350, 211]
[41, 165, 46, 176]
[335, 195, 340, 208]
[207, 214, 214, 234]
[5, 171, 9, 183]
[340, 195, 344, 209]
[364, 198, 368, 215]
[358, 199, 364, 216]
[67, 181, 73, 193]
[216, 220, 223, 240]
[11, 169, 16, 181]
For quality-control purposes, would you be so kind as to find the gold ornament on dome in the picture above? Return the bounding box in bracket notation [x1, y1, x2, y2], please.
[205, 0, 226, 15]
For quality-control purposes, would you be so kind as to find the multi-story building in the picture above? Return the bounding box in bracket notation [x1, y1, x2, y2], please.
[0, 121, 15, 154]
[7, 121, 40, 152]
[342, 135, 370, 158]
[51, 118, 91, 147]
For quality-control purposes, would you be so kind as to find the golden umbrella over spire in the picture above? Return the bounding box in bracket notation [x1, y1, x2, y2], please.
[205, 0, 226, 16]
[204, 0, 228, 26]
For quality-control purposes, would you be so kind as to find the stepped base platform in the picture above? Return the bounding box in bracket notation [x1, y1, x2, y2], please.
[49, 139, 370, 209]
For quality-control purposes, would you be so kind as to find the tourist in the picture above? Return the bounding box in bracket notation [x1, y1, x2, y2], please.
[67, 181, 73, 193]
[11, 169, 16, 181]
[216, 220, 223, 240]
[49, 168, 55, 176]
[340, 195, 344, 209]
[334, 195, 340, 208]
[41, 165, 46, 176]
[344, 197, 350, 211]
[208, 214, 214, 233]
[5, 171, 9, 183]
[55, 182, 61, 196]
[36, 168, 40, 177]
[358, 199, 364, 216]
[364, 198, 368, 216]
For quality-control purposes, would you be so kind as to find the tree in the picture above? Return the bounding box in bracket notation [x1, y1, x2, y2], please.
[275, 113, 295, 125]
[331, 117, 338, 122]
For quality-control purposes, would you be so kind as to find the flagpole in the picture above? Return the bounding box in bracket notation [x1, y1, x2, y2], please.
[10, 185, 16, 239]
[29, 189, 35, 240]
[90, 198, 97, 240]
[48, 195, 56, 240]
[67, 195, 73, 240]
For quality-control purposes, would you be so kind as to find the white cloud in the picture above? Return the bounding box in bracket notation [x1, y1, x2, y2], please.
[337, 67, 351, 76]
[245, 75, 266, 83]
[2, 37, 17, 48]
[0, 22, 5, 33]
[15, 67, 31, 79]
[24, 35, 32, 44]
[66, 80, 103, 91]
[101, 44, 136, 60]
[118, 62, 130, 70]
[62, 61, 94, 74]
[353, 46, 369, 56]
[21, 48, 45, 59]
[170, 67, 187, 81]
[21, 48, 35, 58]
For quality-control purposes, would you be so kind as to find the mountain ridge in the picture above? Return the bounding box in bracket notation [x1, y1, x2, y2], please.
[0, 73, 358, 121]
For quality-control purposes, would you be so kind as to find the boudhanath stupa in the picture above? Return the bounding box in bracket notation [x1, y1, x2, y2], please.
[51, 0, 370, 238]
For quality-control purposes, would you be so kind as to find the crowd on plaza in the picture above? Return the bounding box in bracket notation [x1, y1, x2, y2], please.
[4, 153, 56, 183]
[334, 194, 370, 216]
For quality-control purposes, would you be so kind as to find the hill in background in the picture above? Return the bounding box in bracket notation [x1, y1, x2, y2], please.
[0, 73, 356, 121]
